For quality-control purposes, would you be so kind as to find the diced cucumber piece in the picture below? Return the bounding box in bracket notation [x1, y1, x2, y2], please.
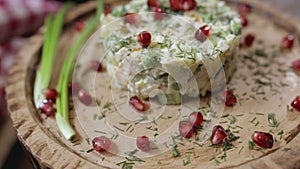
[157, 93, 182, 105]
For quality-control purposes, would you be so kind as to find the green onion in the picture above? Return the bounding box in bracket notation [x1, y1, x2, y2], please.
[34, 5, 69, 107]
[56, 0, 104, 140]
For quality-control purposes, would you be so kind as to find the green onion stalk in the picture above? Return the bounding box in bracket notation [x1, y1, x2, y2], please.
[56, 0, 104, 140]
[34, 5, 69, 107]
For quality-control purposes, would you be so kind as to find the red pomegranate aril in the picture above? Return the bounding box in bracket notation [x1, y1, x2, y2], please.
[170, 0, 196, 11]
[104, 5, 112, 15]
[124, 13, 137, 24]
[148, 0, 161, 8]
[238, 4, 252, 14]
[291, 96, 300, 112]
[179, 120, 194, 138]
[129, 96, 147, 112]
[240, 15, 248, 27]
[68, 82, 81, 96]
[136, 136, 151, 152]
[92, 136, 111, 152]
[137, 31, 152, 48]
[252, 131, 274, 149]
[89, 60, 103, 72]
[152, 7, 165, 20]
[44, 88, 58, 102]
[244, 34, 255, 47]
[74, 22, 85, 32]
[170, 0, 182, 11]
[188, 112, 204, 127]
[195, 25, 211, 42]
[211, 125, 227, 145]
[182, 0, 196, 11]
[292, 59, 300, 70]
[39, 100, 55, 117]
[78, 90, 93, 106]
[223, 90, 237, 107]
[281, 35, 294, 49]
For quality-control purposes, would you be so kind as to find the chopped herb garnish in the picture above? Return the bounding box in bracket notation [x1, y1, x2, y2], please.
[86, 148, 94, 153]
[268, 113, 279, 127]
[282, 148, 291, 152]
[277, 130, 284, 140]
[172, 145, 180, 157]
[248, 140, 254, 150]
[238, 146, 244, 154]
[183, 155, 191, 166]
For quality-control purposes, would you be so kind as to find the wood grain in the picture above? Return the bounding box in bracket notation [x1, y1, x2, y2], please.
[6, 0, 300, 169]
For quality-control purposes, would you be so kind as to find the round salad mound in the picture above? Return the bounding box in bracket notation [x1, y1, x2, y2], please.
[100, 0, 241, 104]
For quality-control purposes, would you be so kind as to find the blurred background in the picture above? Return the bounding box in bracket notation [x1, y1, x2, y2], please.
[0, 0, 299, 169]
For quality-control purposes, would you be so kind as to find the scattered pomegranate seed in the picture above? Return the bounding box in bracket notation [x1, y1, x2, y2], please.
[244, 33, 255, 47]
[291, 96, 300, 112]
[170, 0, 196, 11]
[195, 25, 211, 42]
[179, 120, 194, 138]
[89, 60, 103, 72]
[211, 125, 227, 145]
[152, 7, 165, 20]
[104, 5, 112, 15]
[240, 15, 248, 27]
[137, 31, 152, 48]
[44, 88, 58, 102]
[281, 35, 294, 49]
[223, 90, 237, 107]
[292, 59, 300, 70]
[74, 22, 85, 32]
[136, 136, 151, 152]
[238, 4, 252, 14]
[78, 90, 93, 106]
[92, 136, 111, 152]
[124, 13, 137, 24]
[148, 0, 161, 8]
[39, 100, 55, 117]
[129, 96, 148, 112]
[188, 112, 204, 127]
[251, 131, 274, 149]
[182, 0, 197, 11]
[68, 82, 81, 96]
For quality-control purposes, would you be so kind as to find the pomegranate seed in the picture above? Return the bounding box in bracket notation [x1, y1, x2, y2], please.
[136, 136, 151, 152]
[170, 0, 196, 11]
[152, 7, 165, 20]
[292, 59, 300, 70]
[291, 96, 300, 112]
[188, 112, 204, 127]
[240, 15, 248, 27]
[68, 82, 81, 96]
[124, 13, 137, 24]
[74, 22, 85, 32]
[148, 0, 161, 8]
[252, 131, 274, 149]
[223, 90, 237, 107]
[39, 100, 55, 117]
[170, 0, 182, 11]
[244, 34, 255, 47]
[238, 4, 252, 14]
[129, 96, 148, 112]
[137, 31, 152, 48]
[211, 125, 227, 145]
[179, 120, 194, 138]
[104, 5, 112, 15]
[281, 35, 294, 49]
[78, 90, 93, 106]
[89, 60, 103, 72]
[195, 25, 211, 42]
[44, 88, 58, 102]
[182, 0, 196, 11]
[92, 136, 111, 152]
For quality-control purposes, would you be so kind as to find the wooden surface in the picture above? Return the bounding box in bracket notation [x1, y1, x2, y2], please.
[6, 0, 300, 169]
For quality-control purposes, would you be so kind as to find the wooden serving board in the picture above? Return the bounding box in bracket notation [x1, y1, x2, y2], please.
[6, 0, 300, 168]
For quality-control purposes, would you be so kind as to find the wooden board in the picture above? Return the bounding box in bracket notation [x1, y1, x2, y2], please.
[6, 0, 300, 168]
